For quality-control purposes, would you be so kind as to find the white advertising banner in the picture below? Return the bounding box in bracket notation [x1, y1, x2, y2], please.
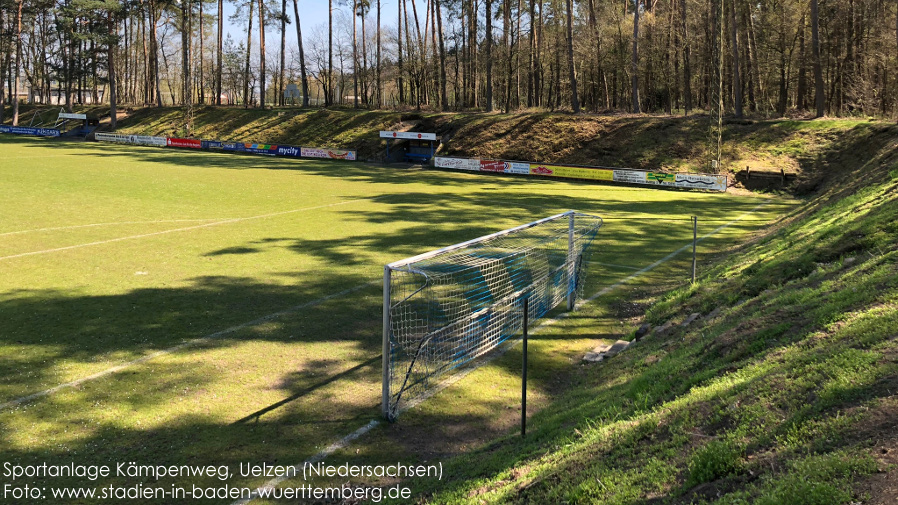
[612, 170, 647, 185]
[95, 133, 131, 143]
[380, 131, 438, 141]
[300, 147, 357, 161]
[674, 174, 728, 191]
[434, 157, 481, 171]
[131, 135, 167, 146]
[58, 112, 87, 120]
[506, 162, 531, 175]
[95, 133, 167, 147]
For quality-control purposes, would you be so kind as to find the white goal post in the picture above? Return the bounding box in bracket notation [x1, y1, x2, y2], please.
[382, 211, 603, 420]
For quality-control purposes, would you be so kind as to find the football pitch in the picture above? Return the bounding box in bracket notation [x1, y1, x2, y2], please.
[0, 136, 791, 502]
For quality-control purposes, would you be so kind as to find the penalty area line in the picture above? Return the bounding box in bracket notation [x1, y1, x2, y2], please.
[0, 281, 379, 412]
[234, 202, 770, 504]
[0, 197, 379, 261]
[0, 218, 226, 237]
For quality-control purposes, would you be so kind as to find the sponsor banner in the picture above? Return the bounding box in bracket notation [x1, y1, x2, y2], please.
[242, 143, 278, 155]
[300, 147, 357, 161]
[506, 162, 531, 175]
[95, 132, 131, 143]
[675, 173, 727, 191]
[613, 170, 647, 185]
[529, 164, 613, 181]
[646, 172, 676, 185]
[479, 160, 508, 172]
[0, 126, 61, 137]
[218, 142, 244, 152]
[96, 133, 165, 146]
[202, 140, 222, 149]
[479, 160, 532, 175]
[380, 130, 438, 141]
[58, 112, 87, 120]
[166, 137, 202, 149]
[434, 156, 481, 171]
[275, 145, 302, 157]
[131, 135, 167, 146]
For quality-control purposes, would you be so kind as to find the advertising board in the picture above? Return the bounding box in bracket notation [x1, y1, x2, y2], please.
[0, 126, 60, 137]
[300, 147, 357, 160]
[434, 157, 481, 171]
[166, 138, 202, 149]
[379, 131, 438, 141]
[529, 164, 614, 181]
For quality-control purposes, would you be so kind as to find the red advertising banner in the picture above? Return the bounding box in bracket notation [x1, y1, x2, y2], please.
[479, 160, 508, 172]
[166, 138, 202, 149]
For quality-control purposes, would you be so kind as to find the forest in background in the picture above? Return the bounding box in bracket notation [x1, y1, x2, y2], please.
[1, 0, 897, 128]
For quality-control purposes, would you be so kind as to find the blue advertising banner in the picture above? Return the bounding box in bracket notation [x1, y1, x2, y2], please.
[275, 145, 302, 157]
[218, 142, 245, 152]
[202, 140, 222, 149]
[242, 143, 278, 155]
[0, 126, 61, 137]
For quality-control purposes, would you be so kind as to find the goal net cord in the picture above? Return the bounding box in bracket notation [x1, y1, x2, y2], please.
[383, 211, 603, 420]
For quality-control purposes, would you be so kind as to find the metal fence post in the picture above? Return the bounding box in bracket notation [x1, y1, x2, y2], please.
[382, 266, 392, 420]
[567, 211, 576, 310]
[521, 296, 529, 437]
[692, 216, 697, 284]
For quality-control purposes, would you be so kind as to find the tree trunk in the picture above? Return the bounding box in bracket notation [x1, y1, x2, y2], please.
[631, 0, 640, 113]
[361, 6, 367, 105]
[729, 0, 742, 117]
[797, 14, 807, 110]
[397, 0, 404, 104]
[0, 8, 6, 125]
[810, 0, 824, 117]
[244, 0, 253, 107]
[181, 0, 191, 105]
[217, 0, 223, 104]
[292, 0, 309, 106]
[435, 0, 447, 110]
[353, 0, 358, 107]
[108, 12, 118, 129]
[12, 0, 23, 126]
[327, 0, 333, 106]
[150, 0, 162, 106]
[527, 0, 535, 107]
[485, 0, 492, 111]
[258, 0, 266, 108]
[376, 0, 381, 107]
[566, 0, 579, 112]
[681, 0, 691, 114]
[280, 0, 287, 105]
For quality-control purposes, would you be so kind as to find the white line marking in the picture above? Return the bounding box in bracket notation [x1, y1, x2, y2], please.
[0, 219, 225, 237]
[0, 281, 378, 412]
[587, 261, 642, 271]
[0, 198, 376, 261]
[234, 202, 770, 503]
[231, 420, 381, 505]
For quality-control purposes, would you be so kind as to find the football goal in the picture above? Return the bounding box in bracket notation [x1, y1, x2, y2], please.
[382, 211, 603, 420]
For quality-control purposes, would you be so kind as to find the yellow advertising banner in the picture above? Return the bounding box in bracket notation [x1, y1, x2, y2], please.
[529, 164, 614, 181]
[646, 172, 676, 183]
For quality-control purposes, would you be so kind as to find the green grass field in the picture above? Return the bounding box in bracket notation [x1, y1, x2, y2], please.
[0, 135, 793, 503]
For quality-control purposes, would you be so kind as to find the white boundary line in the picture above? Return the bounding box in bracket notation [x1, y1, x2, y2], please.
[233, 202, 769, 504]
[0, 198, 377, 261]
[0, 281, 379, 412]
[231, 420, 381, 505]
[0, 219, 226, 237]
[587, 261, 642, 271]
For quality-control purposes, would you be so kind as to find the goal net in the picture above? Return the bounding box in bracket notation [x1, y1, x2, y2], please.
[382, 211, 603, 420]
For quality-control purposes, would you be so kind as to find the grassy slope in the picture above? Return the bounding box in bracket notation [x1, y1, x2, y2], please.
[107, 106, 882, 184]
[399, 125, 898, 503]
